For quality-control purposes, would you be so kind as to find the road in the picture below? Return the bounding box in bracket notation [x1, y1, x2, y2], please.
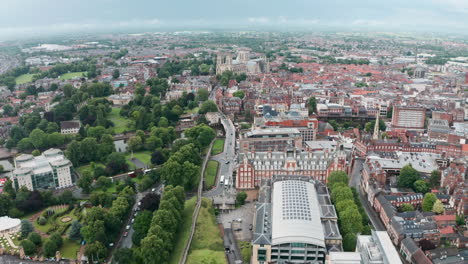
[119, 184, 163, 249]
[203, 111, 237, 198]
[349, 158, 385, 231]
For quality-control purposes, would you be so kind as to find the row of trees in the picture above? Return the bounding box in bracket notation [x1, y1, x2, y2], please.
[82, 186, 135, 262]
[328, 171, 370, 251]
[19, 220, 64, 258]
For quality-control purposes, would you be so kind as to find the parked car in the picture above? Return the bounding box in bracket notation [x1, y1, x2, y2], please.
[123, 232, 128, 237]
[126, 225, 130, 230]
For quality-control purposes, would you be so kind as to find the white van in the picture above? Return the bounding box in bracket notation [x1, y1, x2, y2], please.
[220, 175, 225, 185]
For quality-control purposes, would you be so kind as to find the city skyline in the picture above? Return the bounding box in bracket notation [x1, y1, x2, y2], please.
[1, 0, 468, 39]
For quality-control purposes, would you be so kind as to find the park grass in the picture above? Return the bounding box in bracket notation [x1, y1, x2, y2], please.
[211, 139, 225, 156]
[125, 151, 152, 168]
[185, 107, 199, 114]
[76, 163, 105, 176]
[239, 241, 252, 263]
[187, 249, 226, 264]
[109, 107, 131, 134]
[15, 73, 35, 84]
[33, 207, 77, 234]
[187, 198, 225, 264]
[59, 72, 86, 80]
[204, 160, 219, 189]
[168, 197, 197, 264]
[59, 239, 81, 259]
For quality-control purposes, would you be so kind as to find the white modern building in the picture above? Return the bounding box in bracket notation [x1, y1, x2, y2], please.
[0, 216, 21, 236]
[356, 231, 402, 264]
[252, 177, 342, 264]
[12, 148, 74, 191]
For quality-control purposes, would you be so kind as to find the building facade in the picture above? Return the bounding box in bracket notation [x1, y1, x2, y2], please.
[216, 50, 270, 75]
[13, 148, 74, 191]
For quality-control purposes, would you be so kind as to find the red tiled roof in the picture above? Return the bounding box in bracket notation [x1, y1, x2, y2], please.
[439, 226, 454, 234]
[433, 215, 456, 221]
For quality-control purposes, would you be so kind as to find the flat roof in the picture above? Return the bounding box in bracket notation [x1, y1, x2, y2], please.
[271, 180, 325, 247]
[374, 231, 402, 264]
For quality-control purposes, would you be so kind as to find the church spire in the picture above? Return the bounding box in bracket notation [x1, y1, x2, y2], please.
[373, 106, 380, 140]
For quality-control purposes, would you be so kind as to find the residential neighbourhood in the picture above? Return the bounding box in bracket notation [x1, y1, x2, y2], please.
[0, 2, 467, 264]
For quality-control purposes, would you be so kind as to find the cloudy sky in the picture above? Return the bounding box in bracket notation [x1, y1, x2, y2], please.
[0, 0, 467, 39]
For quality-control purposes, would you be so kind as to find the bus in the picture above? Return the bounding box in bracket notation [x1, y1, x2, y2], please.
[224, 178, 229, 187]
[220, 175, 225, 185]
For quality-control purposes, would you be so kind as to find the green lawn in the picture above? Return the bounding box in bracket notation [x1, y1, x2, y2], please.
[211, 139, 225, 156]
[187, 198, 225, 264]
[187, 249, 226, 264]
[169, 197, 197, 264]
[76, 163, 105, 176]
[185, 107, 200, 114]
[33, 207, 78, 234]
[109, 107, 131, 134]
[125, 151, 152, 169]
[239, 241, 252, 263]
[59, 72, 86, 80]
[15, 74, 35, 84]
[59, 239, 81, 259]
[204, 161, 219, 189]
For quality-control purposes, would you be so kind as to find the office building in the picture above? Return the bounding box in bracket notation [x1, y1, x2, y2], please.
[239, 128, 303, 154]
[13, 148, 74, 191]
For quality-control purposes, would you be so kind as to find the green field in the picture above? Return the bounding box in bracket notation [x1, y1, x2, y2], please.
[125, 151, 152, 170]
[239, 241, 252, 263]
[15, 74, 35, 84]
[59, 239, 81, 259]
[109, 107, 131, 134]
[169, 197, 197, 264]
[76, 163, 105, 177]
[211, 139, 225, 156]
[204, 160, 219, 189]
[59, 72, 86, 80]
[187, 198, 226, 264]
[185, 107, 200, 114]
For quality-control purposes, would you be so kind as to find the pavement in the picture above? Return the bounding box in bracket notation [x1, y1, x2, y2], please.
[349, 157, 385, 231]
[129, 157, 146, 170]
[219, 203, 255, 241]
[223, 228, 242, 264]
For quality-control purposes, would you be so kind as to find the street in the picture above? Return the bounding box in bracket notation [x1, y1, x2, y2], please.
[350, 158, 385, 231]
[0, 255, 68, 264]
[203, 111, 237, 198]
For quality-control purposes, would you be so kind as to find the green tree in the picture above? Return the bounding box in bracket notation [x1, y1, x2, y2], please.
[400, 203, 415, 212]
[77, 171, 93, 193]
[429, 170, 441, 188]
[158, 117, 169, 128]
[236, 191, 247, 206]
[340, 208, 363, 234]
[413, 180, 429, 194]
[31, 149, 41, 156]
[132, 210, 152, 246]
[308, 97, 317, 115]
[456, 214, 466, 226]
[197, 88, 209, 101]
[27, 232, 42, 246]
[68, 220, 82, 241]
[398, 165, 420, 189]
[327, 171, 349, 187]
[20, 239, 36, 256]
[85, 241, 107, 262]
[422, 193, 437, 212]
[233, 90, 245, 99]
[81, 220, 106, 244]
[29, 129, 47, 149]
[331, 186, 354, 204]
[114, 248, 134, 264]
[342, 233, 357, 251]
[364, 119, 386, 133]
[113, 69, 120, 79]
[432, 199, 444, 214]
[105, 152, 128, 175]
[198, 100, 218, 114]
[17, 138, 34, 152]
[161, 160, 183, 187]
[65, 140, 82, 166]
[335, 199, 358, 213]
[80, 137, 99, 163]
[96, 176, 112, 189]
[146, 136, 163, 151]
[128, 136, 143, 152]
[20, 219, 33, 238]
[139, 235, 166, 264]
